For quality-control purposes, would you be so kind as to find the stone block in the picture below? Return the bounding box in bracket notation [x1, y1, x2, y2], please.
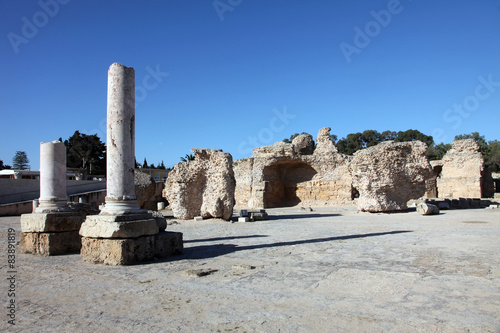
[417, 203, 440, 215]
[194, 216, 203, 221]
[80, 231, 183, 265]
[249, 211, 268, 221]
[79, 213, 159, 238]
[20, 231, 81, 256]
[20, 212, 85, 233]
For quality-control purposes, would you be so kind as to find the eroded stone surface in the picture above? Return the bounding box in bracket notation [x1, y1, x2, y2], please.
[79, 214, 159, 238]
[80, 231, 183, 265]
[134, 171, 156, 208]
[350, 140, 433, 212]
[235, 127, 352, 208]
[20, 231, 81, 256]
[163, 148, 235, 220]
[20, 212, 85, 233]
[437, 139, 485, 198]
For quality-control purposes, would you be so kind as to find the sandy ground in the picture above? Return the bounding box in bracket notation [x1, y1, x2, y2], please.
[1, 206, 500, 333]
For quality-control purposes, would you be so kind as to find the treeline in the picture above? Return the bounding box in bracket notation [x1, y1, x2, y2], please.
[283, 129, 500, 172]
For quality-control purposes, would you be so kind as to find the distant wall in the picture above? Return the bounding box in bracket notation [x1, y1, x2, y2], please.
[0, 179, 106, 204]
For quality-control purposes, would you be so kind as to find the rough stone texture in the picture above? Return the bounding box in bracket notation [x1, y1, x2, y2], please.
[163, 148, 235, 220]
[79, 214, 159, 238]
[436, 139, 485, 198]
[134, 171, 156, 208]
[417, 203, 439, 215]
[424, 160, 443, 198]
[101, 62, 141, 214]
[313, 127, 338, 155]
[350, 140, 433, 212]
[234, 127, 352, 209]
[20, 231, 81, 256]
[20, 212, 85, 232]
[292, 133, 314, 155]
[80, 231, 183, 265]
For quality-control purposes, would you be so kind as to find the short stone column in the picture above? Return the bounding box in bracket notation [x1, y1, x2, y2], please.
[79, 63, 182, 265]
[37, 141, 69, 212]
[20, 141, 86, 256]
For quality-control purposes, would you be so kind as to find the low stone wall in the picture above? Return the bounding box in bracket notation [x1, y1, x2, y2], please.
[0, 200, 33, 216]
[0, 179, 106, 205]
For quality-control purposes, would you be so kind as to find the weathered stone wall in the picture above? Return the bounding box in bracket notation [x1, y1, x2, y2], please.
[350, 140, 433, 212]
[436, 139, 484, 198]
[234, 128, 353, 209]
[163, 149, 235, 220]
[134, 171, 156, 208]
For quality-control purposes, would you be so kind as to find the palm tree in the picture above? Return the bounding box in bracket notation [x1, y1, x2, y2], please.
[180, 154, 195, 162]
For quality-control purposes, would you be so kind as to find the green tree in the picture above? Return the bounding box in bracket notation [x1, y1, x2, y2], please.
[427, 142, 451, 161]
[336, 132, 365, 155]
[486, 140, 500, 172]
[395, 129, 434, 147]
[180, 154, 195, 162]
[64, 131, 106, 179]
[158, 160, 166, 170]
[12, 151, 30, 170]
[0, 159, 12, 170]
[142, 158, 148, 168]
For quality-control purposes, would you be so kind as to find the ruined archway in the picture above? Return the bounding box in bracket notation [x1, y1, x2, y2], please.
[262, 160, 317, 208]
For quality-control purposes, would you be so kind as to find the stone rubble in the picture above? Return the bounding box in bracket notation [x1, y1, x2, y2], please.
[164, 148, 236, 220]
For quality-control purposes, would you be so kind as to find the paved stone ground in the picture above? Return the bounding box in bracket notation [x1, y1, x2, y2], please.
[1, 206, 499, 332]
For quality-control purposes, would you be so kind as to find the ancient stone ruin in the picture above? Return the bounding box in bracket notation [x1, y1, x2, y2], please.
[350, 141, 433, 212]
[234, 127, 353, 209]
[164, 148, 235, 220]
[431, 139, 492, 199]
[79, 62, 182, 265]
[20, 141, 87, 255]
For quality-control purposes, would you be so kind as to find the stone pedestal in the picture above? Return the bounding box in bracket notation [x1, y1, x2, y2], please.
[80, 232, 183, 265]
[80, 63, 182, 265]
[20, 142, 85, 255]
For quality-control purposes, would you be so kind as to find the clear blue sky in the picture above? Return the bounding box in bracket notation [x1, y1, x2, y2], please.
[1, 0, 500, 170]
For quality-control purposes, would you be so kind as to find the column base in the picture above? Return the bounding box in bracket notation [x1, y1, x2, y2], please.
[79, 213, 160, 238]
[21, 212, 85, 233]
[20, 231, 81, 256]
[80, 231, 183, 265]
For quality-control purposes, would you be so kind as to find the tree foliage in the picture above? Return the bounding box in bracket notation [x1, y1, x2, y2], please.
[0, 159, 11, 170]
[12, 151, 30, 170]
[64, 131, 106, 178]
[180, 154, 195, 162]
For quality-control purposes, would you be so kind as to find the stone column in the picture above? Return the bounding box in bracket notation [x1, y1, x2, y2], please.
[78, 63, 183, 265]
[36, 141, 69, 212]
[101, 62, 141, 214]
[20, 140, 85, 256]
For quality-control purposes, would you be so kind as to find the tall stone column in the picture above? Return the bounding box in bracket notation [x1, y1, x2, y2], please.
[79, 62, 183, 265]
[36, 141, 69, 212]
[101, 63, 141, 214]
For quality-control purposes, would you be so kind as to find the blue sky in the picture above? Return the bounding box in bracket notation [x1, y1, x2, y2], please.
[1, 0, 500, 170]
